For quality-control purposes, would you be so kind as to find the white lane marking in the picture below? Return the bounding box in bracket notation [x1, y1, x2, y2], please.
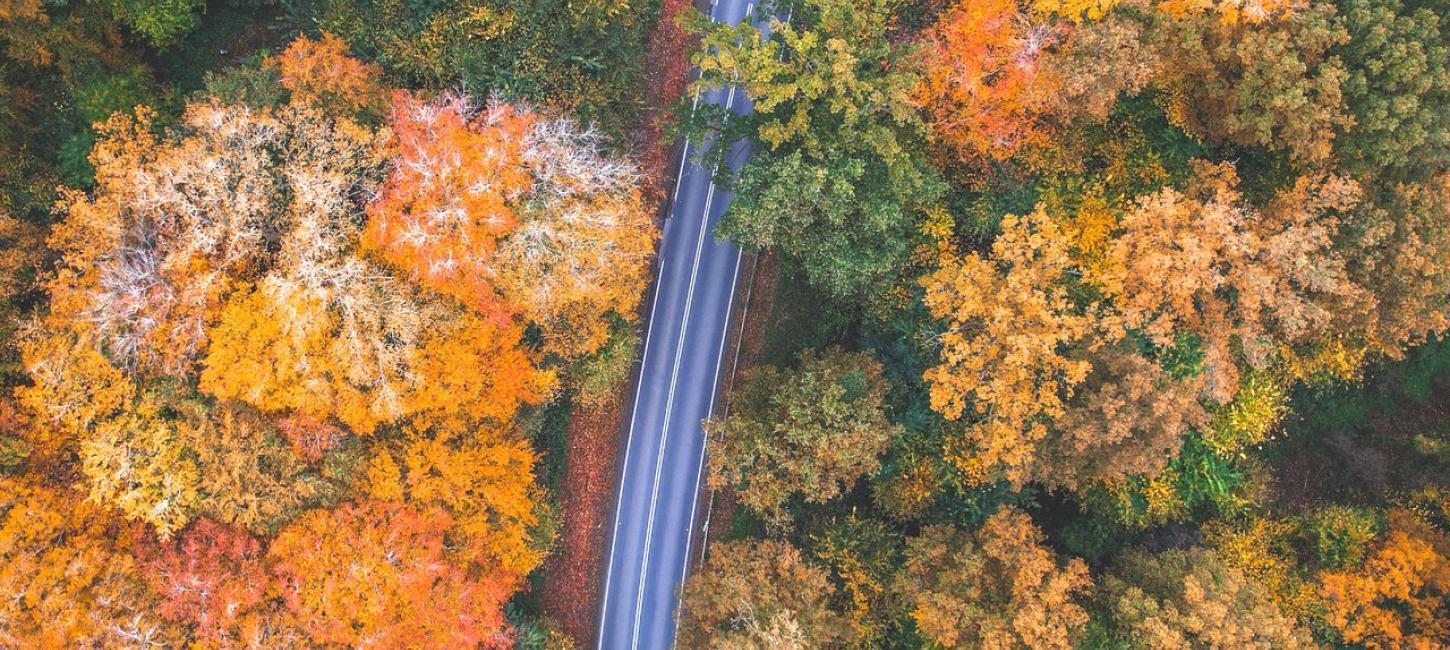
[602, 1, 754, 644]
[630, 162, 720, 650]
[628, 83, 741, 650]
[597, 163, 677, 650]
[676, 241, 743, 611]
[599, 10, 726, 644]
[667, 141, 692, 219]
[675, 76, 750, 631]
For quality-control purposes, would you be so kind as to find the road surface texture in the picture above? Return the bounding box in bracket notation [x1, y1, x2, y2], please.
[596, 1, 761, 647]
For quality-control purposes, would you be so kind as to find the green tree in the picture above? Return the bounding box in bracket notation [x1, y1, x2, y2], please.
[808, 516, 905, 648]
[104, 0, 205, 47]
[687, 0, 919, 163]
[0, 0, 160, 218]
[720, 150, 926, 298]
[704, 348, 899, 520]
[1307, 505, 1380, 570]
[688, 0, 941, 298]
[316, 0, 654, 135]
[1335, 0, 1450, 178]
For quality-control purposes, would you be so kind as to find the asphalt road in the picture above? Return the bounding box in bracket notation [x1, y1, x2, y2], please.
[595, 1, 760, 646]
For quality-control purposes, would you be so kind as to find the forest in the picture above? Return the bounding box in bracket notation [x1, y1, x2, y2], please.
[2, 0, 1450, 646]
[0, 0, 661, 644]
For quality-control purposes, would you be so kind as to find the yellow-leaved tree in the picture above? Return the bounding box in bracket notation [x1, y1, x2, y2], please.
[893, 507, 1093, 649]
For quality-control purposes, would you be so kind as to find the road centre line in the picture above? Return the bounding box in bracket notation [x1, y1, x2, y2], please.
[597, 161, 675, 650]
[676, 242, 743, 614]
[627, 82, 739, 650]
[629, 175, 715, 649]
[599, 4, 747, 645]
[598, 11, 725, 646]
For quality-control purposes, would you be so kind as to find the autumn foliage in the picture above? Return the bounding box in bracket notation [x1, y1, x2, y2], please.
[269, 501, 513, 648]
[920, 208, 1099, 485]
[893, 508, 1092, 649]
[705, 348, 899, 519]
[7, 0, 1450, 643]
[274, 32, 386, 116]
[364, 92, 535, 317]
[0, 30, 657, 648]
[366, 91, 655, 357]
[1104, 547, 1314, 648]
[140, 519, 270, 646]
[917, 0, 1062, 162]
[1100, 163, 1365, 401]
[1317, 511, 1450, 649]
[0, 479, 179, 648]
[677, 539, 847, 648]
[380, 422, 546, 578]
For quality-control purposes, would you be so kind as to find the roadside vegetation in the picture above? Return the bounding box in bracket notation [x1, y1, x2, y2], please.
[679, 0, 1450, 647]
[0, 4, 663, 645]
[4, 0, 1450, 647]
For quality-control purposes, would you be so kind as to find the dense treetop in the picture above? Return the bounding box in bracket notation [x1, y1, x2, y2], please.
[5, 0, 1450, 645]
[0, 20, 654, 645]
[679, 0, 1450, 646]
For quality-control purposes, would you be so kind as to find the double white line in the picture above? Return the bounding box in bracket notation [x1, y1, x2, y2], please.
[597, 5, 751, 647]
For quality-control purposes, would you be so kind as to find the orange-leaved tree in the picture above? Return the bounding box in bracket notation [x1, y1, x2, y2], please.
[384, 421, 545, 579]
[1098, 162, 1365, 402]
[15, 313, 133, 460]
[77, 390, 202, 538]
[893, 507, 1093, 649]
[1034, 0, 1300, 23]
[366, 91, 656, 357]
[1317, 511, 1450, 649]
[920, 201, 1222, 490]
[1104, 547, 1315, 648]
[274, 31, 386, 116]
[139, 518, 271, 646]
[200, 272, 423, 435]
[47, 99, 388, 379]
[920, 207, 1099, 485]
[917, 0, 1065, 164]
[269, 500, 513, 648]
[498, 116, 655, 357]
[1342, 175, 1450, 356]
[403, 312, 556, 429]
[364, 91, 535, 318]
[0, 478, 181, 648]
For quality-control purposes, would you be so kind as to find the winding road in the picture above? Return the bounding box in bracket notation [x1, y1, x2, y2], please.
[595, 0, 761, 646]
